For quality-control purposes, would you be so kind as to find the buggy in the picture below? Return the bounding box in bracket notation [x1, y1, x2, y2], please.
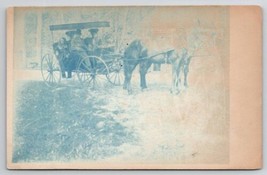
[41, 21, 124, 89]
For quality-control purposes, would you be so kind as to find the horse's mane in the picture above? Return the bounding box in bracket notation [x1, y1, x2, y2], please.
[124, 39, 147, 58]
[128, 40, 141, 48]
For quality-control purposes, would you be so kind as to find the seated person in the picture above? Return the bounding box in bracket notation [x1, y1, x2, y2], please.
[53, 37, 69, 58]
[84, 28, 101, 55]
[65, 30, 76, 49]
[64, 29, 90, 78]
[70, 29, 87, 51]
[53, 37, 69, 78]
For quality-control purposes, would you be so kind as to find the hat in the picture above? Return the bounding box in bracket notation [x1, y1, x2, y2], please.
[75, 29, 82, 35]
[89, 28, 99, 34]
[65, 30, 76, 37]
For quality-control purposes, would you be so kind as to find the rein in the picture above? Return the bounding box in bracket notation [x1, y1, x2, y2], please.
[123, 49, 174, 62]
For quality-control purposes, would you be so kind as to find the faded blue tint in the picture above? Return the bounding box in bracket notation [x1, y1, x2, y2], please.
[24, 13, 37, 58]
[13, 81, 138, 162]
[12, 7, 230, 164]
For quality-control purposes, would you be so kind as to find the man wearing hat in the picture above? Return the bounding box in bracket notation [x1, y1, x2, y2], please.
[53, 37, 69, 78]
[84, 28, 100, 55]
[65, 30, 75, 38]
[65, 30, 75, 50]
[65, 29, 88, 78]
[70, 29, 87, 53]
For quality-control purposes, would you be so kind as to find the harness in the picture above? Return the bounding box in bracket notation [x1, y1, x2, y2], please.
[142, 49, 174, 62]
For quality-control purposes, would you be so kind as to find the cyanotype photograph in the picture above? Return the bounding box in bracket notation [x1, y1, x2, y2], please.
[7, 6, 261, 169]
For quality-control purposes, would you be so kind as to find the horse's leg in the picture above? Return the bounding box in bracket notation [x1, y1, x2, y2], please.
[60, 60, 66, 78]
[123, 71, 130, 90]
[57, 55, 66, 78]
[67, 59, 72, 78]
[174, 63, 183, 94]
[62, 72, 66, 78]
[123, 61, 130, 90]
[66, 55, 75, 79]
[139, 62, 146, 89]
[184, 67, 189, 87]
[123, 75, 128, 90]
[139, 60, 152, 90]
[175, 71, 179, 94]
[127, 72, 133, 94]
[171, 64, 177, 94]
[170, 57, 181, 95]
[183, 58, 191, 88]
[128, 63, 139, 94]
[184, 56, 192, 88]
[123, 61, 137, 94]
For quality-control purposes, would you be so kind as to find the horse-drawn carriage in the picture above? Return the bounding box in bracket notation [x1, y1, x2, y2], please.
[41, 21, 193, 94]
[41, 21, 124, 89]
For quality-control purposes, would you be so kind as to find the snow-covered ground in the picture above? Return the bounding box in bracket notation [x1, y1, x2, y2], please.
[12, 55, 229, 164]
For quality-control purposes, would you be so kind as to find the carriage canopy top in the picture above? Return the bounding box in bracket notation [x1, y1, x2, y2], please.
[49, 21, 110, 31]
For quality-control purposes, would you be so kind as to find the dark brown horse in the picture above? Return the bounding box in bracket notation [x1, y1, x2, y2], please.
[123, 40, 147, 93]
[123, 40, 180, 94]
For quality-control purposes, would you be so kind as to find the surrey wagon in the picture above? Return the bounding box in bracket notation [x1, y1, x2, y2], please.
[41, 21, 124, 89]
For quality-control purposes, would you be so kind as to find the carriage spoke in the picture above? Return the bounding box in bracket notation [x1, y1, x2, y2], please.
[107, 70, 123, 86]
[77, 56, 109, 89]
[106, 57, 123, 86]
[52, 73, 56, 83]
[82, 73, 88, 81]
[85, 74, 93, 84]
[81, 61, 91, 72]
[48, 73, 52, 83]
[88, 76, 94, 83]
[52, 74, 56, 83]
[80, 72, 85, 81]
[45, 73, 51, 82]
[53, 72, 60, 82]
[114, 73, 118, 84]
[45, 56, 51, 65]
[109, 72, 116, 79]
[117, 74, 121, 85]
[41, 54, 61, 87]
[46, 56, 53, 68]
[95, 74, 106, 81]
[43, 71, 49, 78]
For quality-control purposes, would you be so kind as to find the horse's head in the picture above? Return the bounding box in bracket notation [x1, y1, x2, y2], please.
[127, 40, 148, 58]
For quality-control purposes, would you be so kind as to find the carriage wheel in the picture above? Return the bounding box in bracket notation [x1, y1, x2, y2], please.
[106, 57, 124, 86]
[77, 56, 109, 90]
[41, 54, 61, 87]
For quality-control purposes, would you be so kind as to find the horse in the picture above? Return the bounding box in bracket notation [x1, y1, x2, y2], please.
[123, 40, 148, 93]
[123, 40, 181, 94]
[123, 40, 193, 95]
[171, 48, 192, 94]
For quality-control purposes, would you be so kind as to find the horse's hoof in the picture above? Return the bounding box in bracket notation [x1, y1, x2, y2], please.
[127, 89, 133, 95]
[141, 87, 148, 91]
[170, 89, 179, 95]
